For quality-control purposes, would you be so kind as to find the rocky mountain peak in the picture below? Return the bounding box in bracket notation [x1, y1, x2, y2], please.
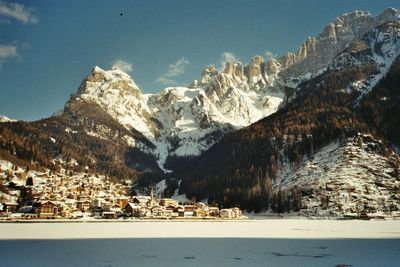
[277, 8, 399, 84]
[78, 66, 141, 98]
[223, 61, 244, 79]
[377, 7, 399, 24]
[246, 55, 265, 76]
[265, 58, 282, 75]
[200, 65, 219, 85]
[0, 115, 16, 123]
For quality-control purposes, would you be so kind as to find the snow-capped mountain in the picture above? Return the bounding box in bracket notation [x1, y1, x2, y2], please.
[64, 8, 400, 172]
[0, 115, 16, 123]
[1, 7, 399, 215]
[74, 60, 285, 170]
[275, 7, 400, 86]
[176, 16, 400, 215]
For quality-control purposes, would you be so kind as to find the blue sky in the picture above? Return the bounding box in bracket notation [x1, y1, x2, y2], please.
[0, 0, 398, 121]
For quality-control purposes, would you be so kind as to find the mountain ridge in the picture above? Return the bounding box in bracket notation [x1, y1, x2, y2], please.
[1, 7, 400, 215]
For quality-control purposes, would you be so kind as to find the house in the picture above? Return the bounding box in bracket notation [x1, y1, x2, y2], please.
[60, 207, 72, 219]
[232, 207, 242, 218]
[116, 197, 128, 209]
[77, 200, 91, 212]
[110, 204, 121, 213]
[194, 208, 206, 218]
[124, 202, 141, 217]
[208, 207, 220, 217]
[220, 209, 234, 219]
[92, 207, 103, 219]
[102, 211, 116, 219]
[174, 206, 185, 217]
[165, 205, 178, 217]
[163, 209, 173, 218]
[184, 205, 194, 217]
[131, 196, 151, 207]
[220, 208, 241, 219]
[37, 201, 58, 219]
[159, 198, 178, 207]
[101, 201, 112, 211]
[151, 206, 164, 218]
[139, 207, 151, 218]
[2, 202, 19, 213]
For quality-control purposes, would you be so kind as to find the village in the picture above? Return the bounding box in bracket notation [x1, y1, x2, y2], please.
[0, 160, 243, 221]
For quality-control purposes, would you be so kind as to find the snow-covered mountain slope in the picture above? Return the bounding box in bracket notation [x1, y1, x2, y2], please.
[0, 115, 16, 123]
[76, 66, 157, 140]
[277, 134, 400, 216]
[329, 20, 400, 103]
[73, 63, 285, 170]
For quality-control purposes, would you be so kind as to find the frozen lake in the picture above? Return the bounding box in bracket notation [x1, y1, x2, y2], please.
[0, 238, 399, 267]
[1, 220, 399, 266]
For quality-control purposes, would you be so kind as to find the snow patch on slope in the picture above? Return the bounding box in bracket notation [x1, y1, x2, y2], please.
[0, 115, 16, 123]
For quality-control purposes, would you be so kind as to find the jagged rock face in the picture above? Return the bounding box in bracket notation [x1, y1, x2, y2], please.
[275, 8, 399, 83]
[67, 8, 398, 172]
[223, 62, 244, 79]
[72, 62, 284, 170]
[200, 65, 219, 85]
[75, 66, 158, 141]
[266, 58, 282, 75]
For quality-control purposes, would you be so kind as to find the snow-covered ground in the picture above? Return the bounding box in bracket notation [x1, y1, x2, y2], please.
[0, 219, 400, 239]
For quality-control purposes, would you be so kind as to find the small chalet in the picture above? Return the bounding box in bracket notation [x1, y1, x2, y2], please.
[159, 198, 178, 207]
[110, 204, 121, 213]
[38, 201, 58, 219]
[2, 202, 19, 213]
[220, 207, 241, 219]
[174, 206, 185, 217]
[151, 206, 164, 218]
[102, 211, 116, 219]
[184, 205, 194, 217]
[194, 208, 206, 218]
[77, 200, 91, 212]
[124, 203, 141, 217]
[131, 196, 151, 207]
[92, 207, 103, 219]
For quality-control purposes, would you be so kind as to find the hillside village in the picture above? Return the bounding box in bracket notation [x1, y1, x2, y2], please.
[0, 160, 242, 220]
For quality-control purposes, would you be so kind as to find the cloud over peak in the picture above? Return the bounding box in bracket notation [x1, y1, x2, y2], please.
[157, 57, 189, 85]
[219, 52, 238, 71]
[0, 1, 38, 24]
[111, 59, 133, 73]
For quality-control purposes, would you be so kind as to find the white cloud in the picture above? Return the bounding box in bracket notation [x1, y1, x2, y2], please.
[0, 1, 38, 24]
[0, 43, 19, 67]
[219, 52, 238, 71]
[157, 57, 189, 85]
[265, 50, 277, 60]
[111, 59, 133, 73]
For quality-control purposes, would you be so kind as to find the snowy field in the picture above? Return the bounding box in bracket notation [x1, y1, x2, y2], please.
[1, 220, 400, 267]
[1, 219, 400, 239]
